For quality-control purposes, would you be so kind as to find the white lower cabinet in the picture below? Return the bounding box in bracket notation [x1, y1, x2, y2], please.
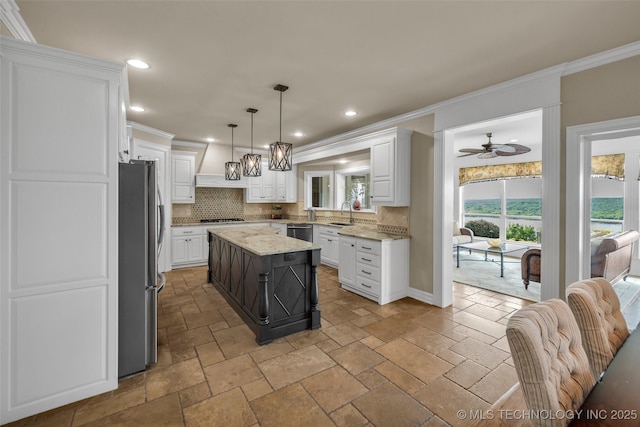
[317, 225, 340, 267]
[338, 236, 356, 286]
[171, 226, 207, 267]
[338, 236, 409, 305]
[271, 222, 287, 235]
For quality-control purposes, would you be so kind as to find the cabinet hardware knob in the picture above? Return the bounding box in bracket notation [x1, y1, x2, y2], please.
[362, 257, 371, 262]
[361, 270, 371, 275]
[362, 246, 372, 250]
[361, 283, 372, 288]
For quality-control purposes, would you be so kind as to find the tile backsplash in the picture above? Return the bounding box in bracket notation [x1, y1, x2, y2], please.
[172, 188, 409, 235]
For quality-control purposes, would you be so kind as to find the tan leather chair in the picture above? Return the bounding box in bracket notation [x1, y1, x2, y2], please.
[521, 248, 541, 289]
[506, 299, 596, 427]
[566, 277, 629, 378]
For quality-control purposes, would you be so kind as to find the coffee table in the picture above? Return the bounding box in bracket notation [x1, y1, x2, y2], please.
[456, 241, 529, 277]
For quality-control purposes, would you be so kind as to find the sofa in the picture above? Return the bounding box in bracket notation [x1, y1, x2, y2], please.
[590, 230, 639, 284]
[521, 230, 639, 288]
[453, 221, 474, 246]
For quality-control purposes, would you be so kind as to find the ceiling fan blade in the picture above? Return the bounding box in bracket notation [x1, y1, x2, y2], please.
[459, 148, 484, 154]
[478, 151, 498, 159]
[457, 152, 477, 158]
[495, 144, 531, 156]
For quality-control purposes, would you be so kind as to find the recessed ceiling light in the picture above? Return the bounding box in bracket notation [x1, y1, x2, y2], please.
[338, 159, 348, 164]
[344, 110, 357, 117]
[510, 139, 519, 143]
[206, 137, 215, 143]
[126, 59, 150, 69]
[129, 105, 145, 112]
[294, 131, 304, 137]
[263, 144, 270, 149]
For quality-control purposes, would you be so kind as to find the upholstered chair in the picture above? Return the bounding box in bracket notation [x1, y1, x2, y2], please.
[506, 299, 596, 427]
[521, 248, 541, 289]
[566, 277, 629, 378]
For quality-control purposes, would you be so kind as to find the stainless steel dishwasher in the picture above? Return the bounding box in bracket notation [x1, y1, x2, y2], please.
[287, 223, 313, 242]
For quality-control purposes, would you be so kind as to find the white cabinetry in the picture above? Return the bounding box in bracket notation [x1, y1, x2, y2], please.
[338, 236, 409, 305]
[171, 151, 196, 203]
[0, 38, 124, 422]
[370, 128, 412, 206]
[317, 225, 340, 267]
[271, 222, 288, 235]
[338, 236, 356, 286]
[245, 160, 296, 203]
[171, 227, 206, 266]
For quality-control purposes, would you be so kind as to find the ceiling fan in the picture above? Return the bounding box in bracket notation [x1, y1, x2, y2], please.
[458, 133, 531, 159]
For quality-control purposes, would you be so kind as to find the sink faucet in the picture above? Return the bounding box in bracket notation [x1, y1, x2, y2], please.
[340, 201, 354, 224]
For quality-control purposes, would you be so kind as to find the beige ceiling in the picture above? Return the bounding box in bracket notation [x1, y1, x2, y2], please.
[13, 1, 640, 151]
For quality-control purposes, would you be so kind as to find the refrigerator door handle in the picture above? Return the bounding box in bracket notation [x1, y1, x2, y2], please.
[157, 188, 165, 251]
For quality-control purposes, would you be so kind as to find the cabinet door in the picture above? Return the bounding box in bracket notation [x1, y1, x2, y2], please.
[370, 139, 395, 203]
[187, 235, 204, 262]
[261, 164, 276, 200]
[275, 171, 287, 201]
[172, 236, 189, 264]
[172, 152, 195, 203]
[0, 39, 122, 422]
[339, 237, 356, 286]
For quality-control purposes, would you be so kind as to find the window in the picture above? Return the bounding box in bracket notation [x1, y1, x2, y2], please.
[335, 166, 372, 211]
[304, 171, 333, 209]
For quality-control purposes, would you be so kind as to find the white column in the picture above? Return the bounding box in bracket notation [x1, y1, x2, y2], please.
[541, 104, 561, 300]
[433, 130, 453, 307]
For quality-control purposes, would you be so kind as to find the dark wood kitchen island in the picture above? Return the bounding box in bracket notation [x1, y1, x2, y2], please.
[207, 226, 321, 344]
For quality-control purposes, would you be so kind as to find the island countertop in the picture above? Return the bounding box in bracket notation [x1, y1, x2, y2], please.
[207, 226, 320, 256]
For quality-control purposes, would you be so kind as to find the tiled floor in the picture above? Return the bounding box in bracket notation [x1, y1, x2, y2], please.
[7, 265, 535, 427]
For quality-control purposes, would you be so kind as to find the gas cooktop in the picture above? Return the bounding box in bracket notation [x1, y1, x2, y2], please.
[200, 218, 245, 223]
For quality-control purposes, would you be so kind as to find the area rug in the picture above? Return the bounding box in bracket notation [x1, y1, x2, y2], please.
[453, 251, 541, 302]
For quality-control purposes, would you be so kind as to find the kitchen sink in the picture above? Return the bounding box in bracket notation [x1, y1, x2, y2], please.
[330, 222, 354, 226]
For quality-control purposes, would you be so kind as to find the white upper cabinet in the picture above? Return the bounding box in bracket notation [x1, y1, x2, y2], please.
[0, 37, 124, 423]
[171, 151, 196, 203]
[370, 128, 412, 206]
[245, 160, 296, 203]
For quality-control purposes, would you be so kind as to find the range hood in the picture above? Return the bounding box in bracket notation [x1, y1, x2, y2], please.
[195, 173, 248, 188]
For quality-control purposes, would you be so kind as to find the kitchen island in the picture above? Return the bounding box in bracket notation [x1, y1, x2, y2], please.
[207, 226, 321, 344]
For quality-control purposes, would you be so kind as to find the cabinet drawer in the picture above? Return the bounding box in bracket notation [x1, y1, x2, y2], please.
[172, 226, 204, 237]
[354, 275, 381, 296]
[356, 252, 380, 267]
[318, 226, 340, 237]
[356, 240, 380, 255]
[356, 263, 380, 282]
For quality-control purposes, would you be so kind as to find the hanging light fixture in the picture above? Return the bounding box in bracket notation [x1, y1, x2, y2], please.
[225, 124, 241, 180]
[269, 84, 292, 171]
[242, 108, 261, 177]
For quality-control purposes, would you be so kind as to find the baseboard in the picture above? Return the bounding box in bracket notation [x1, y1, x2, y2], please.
[407, 287, 434, 305]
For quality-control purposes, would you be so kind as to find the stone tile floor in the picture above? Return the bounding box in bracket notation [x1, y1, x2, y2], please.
[7, 265, 536, 427]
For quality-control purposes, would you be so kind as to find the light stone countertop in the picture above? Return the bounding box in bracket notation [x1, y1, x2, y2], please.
[336, 225, 409, 241]
[175, 220, 408, 241]
[207, 226, 320, 256]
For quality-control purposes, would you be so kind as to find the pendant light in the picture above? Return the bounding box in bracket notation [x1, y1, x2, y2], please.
[242, 108, 261, 176]
[269, 84, 292, 171]
[225, 124, 241, 180]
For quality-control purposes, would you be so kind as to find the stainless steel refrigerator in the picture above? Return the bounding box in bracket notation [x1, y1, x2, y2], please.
[118, 160, 165, 377]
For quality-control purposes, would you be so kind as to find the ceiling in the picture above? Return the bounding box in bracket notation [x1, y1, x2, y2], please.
[8, 1, 640, 152]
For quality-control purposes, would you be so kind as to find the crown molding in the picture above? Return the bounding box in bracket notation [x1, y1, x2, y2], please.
[0, 0, 35, 42]
[127, 121, 175, 140]
[562, 40, 640, 76]
[172, 140, 207, 148]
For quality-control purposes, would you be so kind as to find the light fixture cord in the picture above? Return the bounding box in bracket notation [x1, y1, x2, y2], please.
[251, 112, 254, 153]
[231, 127, 234, 161]
[279, 90, 283, 143]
